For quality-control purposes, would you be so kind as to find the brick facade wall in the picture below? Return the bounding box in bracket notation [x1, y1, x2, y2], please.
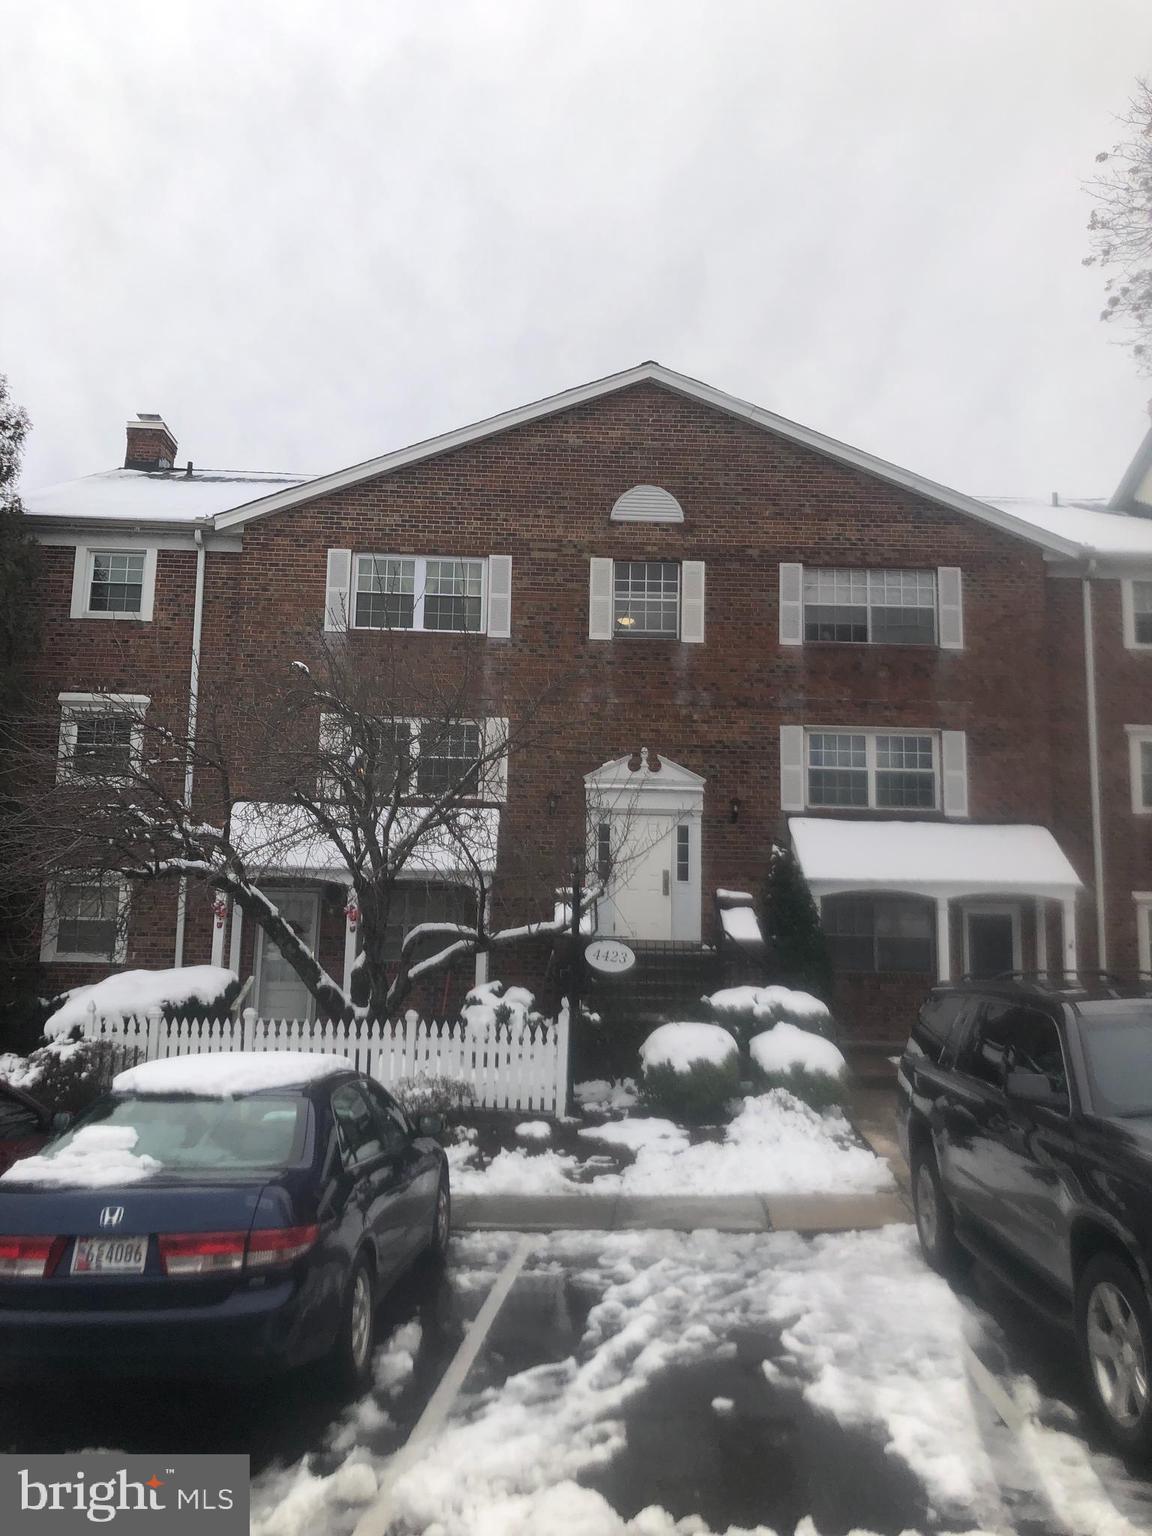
[28, 382, 1152, 1040]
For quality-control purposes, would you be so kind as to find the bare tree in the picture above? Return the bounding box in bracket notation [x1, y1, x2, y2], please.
[1, 628, 642, 1021]
[1085, 78, 1152, 371]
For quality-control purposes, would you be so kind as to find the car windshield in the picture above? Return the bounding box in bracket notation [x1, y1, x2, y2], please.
[48, 1093, 306, 1171]
[1077, 1002, 1152, 1117]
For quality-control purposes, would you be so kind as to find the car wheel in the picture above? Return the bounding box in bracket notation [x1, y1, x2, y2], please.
[1076, 1253, 1152, 1457]
[911, 1145, 965, 1277]
[331, 1254, 376, 1394]
[427, 1174, 451, 1263]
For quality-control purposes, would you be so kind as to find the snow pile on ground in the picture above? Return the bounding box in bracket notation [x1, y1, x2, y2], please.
[708, 985, 831, 1029]
[575, 1078, 638, 1114]
[2, 1125, 161, 1186]
[578, 1117, 687, 1153]
[372, 1319, 422, 1398]
[639, 1022, 738, 1073]
[451, 1091, 891, 1197]
[112, 1051, 350, 1096]
[515, 1120, 552, 1141]
[751, 1022, 847, 1079]
[45, 966, 238, 1039]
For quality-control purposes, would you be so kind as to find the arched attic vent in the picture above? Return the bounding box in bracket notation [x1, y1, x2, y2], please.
[610, 485, 684, 523]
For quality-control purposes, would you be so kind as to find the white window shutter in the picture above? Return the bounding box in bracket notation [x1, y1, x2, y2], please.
[325, 549, 352, 631]
[138, 548, 158, 622]
[589, 558, 614, 640]
[70, 546, 90, 618]
[941, 730, 968, 818]
[937, 567, 964, 649]
[779, 562, 804, 645]
[780, 725, 806, 812]
[486, 555, 512, 638]
[681, 560, 706, 643]
[483, 717, 509, 800]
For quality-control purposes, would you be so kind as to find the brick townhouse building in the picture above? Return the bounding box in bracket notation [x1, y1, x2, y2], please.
[18, 362, 1152, 1037]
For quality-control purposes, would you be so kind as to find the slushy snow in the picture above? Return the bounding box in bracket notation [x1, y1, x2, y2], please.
[750, 1022, 847, 1079]
[514, 1121, 552, 1142]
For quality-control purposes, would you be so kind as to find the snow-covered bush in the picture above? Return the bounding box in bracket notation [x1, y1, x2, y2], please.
[749, 1022, 847, 1109]
[459, 980, 541, 1040]
[0, 1037, 136, 1116]
[638, 1022, 740, 1123]
[706, 984, 835, 1042]
[392, 1074, 475, 1126]
[44, 966, 240, 1039]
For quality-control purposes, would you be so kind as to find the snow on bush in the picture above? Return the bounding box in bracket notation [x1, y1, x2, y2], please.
[749, 1022, 848, 1109]
[638, 1022, 740, 1124]
[44, 966, 240, 1039]
[706, 984, 834, 1040]
[0, 1037, 134, 1115]
[460, 980, 541, 1040]
[2, 1125, 161, 1187]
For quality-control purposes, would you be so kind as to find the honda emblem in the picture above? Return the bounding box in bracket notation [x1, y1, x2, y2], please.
[98, 1205, 125, 1229]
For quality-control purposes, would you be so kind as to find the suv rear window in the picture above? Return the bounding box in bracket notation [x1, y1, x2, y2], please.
[912, 993, 967, 1062]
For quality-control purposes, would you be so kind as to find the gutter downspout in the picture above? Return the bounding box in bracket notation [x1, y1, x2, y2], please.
[1082, 562, 1108, 972]
[173, 527, 207, 967]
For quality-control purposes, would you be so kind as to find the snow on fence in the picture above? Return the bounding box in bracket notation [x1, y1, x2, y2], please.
[81, 1004, 570, 1115]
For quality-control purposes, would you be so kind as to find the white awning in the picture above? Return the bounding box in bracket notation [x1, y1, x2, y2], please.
[789, 817, 1081, 901]
[229, 802, 500, 880]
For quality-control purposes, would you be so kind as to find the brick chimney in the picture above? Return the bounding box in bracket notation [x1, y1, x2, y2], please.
[124, 413, 178, 471]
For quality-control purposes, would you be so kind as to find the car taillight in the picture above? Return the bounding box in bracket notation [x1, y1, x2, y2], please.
[246, 1225, 319, 1268]
[159, 1231, 247, 1276]
[0, 1237, 65, 1279]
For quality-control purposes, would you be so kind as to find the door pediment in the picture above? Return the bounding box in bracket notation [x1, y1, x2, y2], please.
[584, 748, 704, 796]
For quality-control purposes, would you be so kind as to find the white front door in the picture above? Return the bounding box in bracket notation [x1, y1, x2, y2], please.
[609, 816, 676, 940]
[256, 890, 320, 1020]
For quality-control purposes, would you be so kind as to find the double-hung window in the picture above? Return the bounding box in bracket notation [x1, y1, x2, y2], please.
[353, 555, 484, 633]
[58, 693, 148, 782]
[70, 547, 157, 621]
[823, 894, 935, 974]
[416, 722, 483, 797]
[1128, 727, 1152, 814]
[613, 561, 681, 636]
[1124, 580, 1152, 650]
[807, 730, 938, 810]
[803, 568, 937, 644]
[43, 878, 125, 962]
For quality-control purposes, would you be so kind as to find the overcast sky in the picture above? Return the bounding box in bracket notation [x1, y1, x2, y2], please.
[2, 1, 1150, 500]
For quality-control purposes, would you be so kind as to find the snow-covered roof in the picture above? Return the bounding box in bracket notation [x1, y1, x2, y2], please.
[21, 467, 317, 524]
[113, 1051, 350, 1096]
[230, 800, 500, 877]
[789, 817, 1082, 900]
[979, 497, 1152, 560]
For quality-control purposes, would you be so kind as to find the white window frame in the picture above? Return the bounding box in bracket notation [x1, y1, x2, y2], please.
[1121, 578, 1152, 651]
[57, 692, 149, 783]
[41, 877, 129, 963]
[70, 546, 157, 621]
[351, 554, 488, 634]
[1135, 892, 1152, 976]
[319, 715, 507, 803]
[1126, 725, 1152, 814]
[804, 728, 941, 812]
[802, 567, 939, 645]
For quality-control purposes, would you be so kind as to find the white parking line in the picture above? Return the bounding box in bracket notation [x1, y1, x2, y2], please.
[353, 1234, 535, 1536]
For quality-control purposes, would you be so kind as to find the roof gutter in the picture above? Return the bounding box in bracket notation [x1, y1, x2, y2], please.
[173, 527, 207, 968]
[1082, 561, 1107, 971]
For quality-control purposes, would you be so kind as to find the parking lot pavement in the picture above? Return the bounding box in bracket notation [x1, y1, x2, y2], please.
[4, 1228, 1152, 1536]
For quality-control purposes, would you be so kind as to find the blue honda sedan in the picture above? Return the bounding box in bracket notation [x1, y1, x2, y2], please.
[0, 1053, 450, 1386]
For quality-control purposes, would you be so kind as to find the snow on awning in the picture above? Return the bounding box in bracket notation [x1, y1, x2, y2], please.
[229, 801, 500, 879]
[789, 818, 1081, 901]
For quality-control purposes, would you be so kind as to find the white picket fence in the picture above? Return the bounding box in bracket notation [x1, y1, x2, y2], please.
[82, 1004, 570, 1115]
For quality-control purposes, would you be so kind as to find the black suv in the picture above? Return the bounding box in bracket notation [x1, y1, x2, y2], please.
[897, 977, 1152, 1454]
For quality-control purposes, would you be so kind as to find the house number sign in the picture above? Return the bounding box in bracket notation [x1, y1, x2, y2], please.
[584, 939, 637, 975]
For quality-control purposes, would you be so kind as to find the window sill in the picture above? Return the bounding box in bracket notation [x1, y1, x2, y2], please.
[45, 952, 118, 964]
[77, 612, 148, 623]
[797, 640, 943, 651]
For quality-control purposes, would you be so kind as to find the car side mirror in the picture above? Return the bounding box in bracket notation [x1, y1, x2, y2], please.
[1005, 1069, 1068, 1111]
[50, 1111, 74, 1135]
[417, 1113, 443, 1139]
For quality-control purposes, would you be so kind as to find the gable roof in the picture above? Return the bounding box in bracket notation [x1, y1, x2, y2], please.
[1109, 422, 1152, 513]
[207, 361, 1087, 557]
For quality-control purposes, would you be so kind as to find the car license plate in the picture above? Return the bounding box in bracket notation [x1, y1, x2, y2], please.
[71, 1236, 148, 1275]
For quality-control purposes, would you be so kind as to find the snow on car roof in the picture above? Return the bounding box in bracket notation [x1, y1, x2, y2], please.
[112, 1051, 353, 1096]
[21, 467, 318, 524]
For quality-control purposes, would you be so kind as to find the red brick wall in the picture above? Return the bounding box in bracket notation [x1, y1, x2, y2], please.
[28, 382, 1143, 1041]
